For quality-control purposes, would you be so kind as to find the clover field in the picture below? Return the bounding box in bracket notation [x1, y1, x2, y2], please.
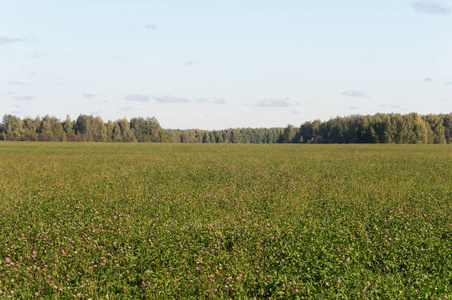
[0, 143, 451, 299]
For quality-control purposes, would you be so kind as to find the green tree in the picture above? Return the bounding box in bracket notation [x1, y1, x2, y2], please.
[231, 129, 242, 143]
[23, 116, 40, 141]
[424, 114, 446, 144]
[91, 116, 107, 142]
[51, 116, 65, 141]
[117, 118, 136, 142]
[64, 115, 80, 141]
[442, 113, 452, 143]
[280, 125, 296, 143]
[3, 114, 25, 141]
[76, 115, 94, 142]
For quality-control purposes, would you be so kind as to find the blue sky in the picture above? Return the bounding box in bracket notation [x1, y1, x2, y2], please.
[1, 0, 451, 129]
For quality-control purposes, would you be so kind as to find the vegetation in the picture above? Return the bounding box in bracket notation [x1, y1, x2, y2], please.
[279, 113, 452, 144]
[0, 143, 451, 298]
[1, 112, 451, 143]
[0, 114, 283, 144]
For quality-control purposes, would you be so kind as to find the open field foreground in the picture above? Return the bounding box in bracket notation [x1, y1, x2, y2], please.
[0, 143, 451, 299]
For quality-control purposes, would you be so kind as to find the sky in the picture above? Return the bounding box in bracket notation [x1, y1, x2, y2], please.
[1, 0, 451, 130]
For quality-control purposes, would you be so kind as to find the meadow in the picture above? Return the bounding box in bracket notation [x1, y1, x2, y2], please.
[0, 142, 451, 299]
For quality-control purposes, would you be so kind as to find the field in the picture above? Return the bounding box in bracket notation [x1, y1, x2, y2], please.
[0, 143, 451, 299]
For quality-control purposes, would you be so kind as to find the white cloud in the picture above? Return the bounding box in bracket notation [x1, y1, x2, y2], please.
[83, 93, 98, 98]
[256, 98, 292, 107]
[125, 94, 151, 102]
[153, 95, 190, 104]
[145, 24, 157, 30]
[342, 90, 369, 98]
[213, 98, 226, 105]
[195, 97, 226, 104]
[0, 37, 22, 45]
[14, 95, 34, 101]
[30, 52, 46, 58]
[195, 98, 209, 103]
[412, 1, 450, 14]
[183, 61, 195, 67]
[8, 81, 27, 85]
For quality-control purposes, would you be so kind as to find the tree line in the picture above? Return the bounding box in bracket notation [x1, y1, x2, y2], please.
[1, 113, 451, 144]
[279, 113, 452, 144]
[0, 114, 282, 143]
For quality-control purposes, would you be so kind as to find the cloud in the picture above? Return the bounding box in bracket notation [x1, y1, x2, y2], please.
[124, 94, 224, 105]
[195, 98, 209, 103]
[194, 97, 226, 104]
[109, 54, 126, 61]
[8, 81, 26, 85]
[213, 98, 226, 104]
[83, 93, 97, 98]
[440, 98, 449, 102]
[31, 71, 39, 76]
[125, 94, 151, 102]
[121, 106, 132, 111]
[153, 95, 190, 104]
[446, 81, 452, 85]
[390, 105, 408, 112]
[349, 106, 359, 110]
[183, 60, 203, 67]
[14, 95, 34, 101]
[342, 90, 369, 98]
[29, 52, 46, 58]
[144, 24, 157, 30]
[91, 111, 103, 115]
[412, 1, 450, 14]
[256, 98, 292, 107]
[423, 77, 433, 82]
[290, 110, 299, 114]
[0, 37, 22, 45]
[183, 61, 195, 67]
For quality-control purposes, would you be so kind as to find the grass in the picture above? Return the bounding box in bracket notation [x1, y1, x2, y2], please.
[0, 142, 451, 299]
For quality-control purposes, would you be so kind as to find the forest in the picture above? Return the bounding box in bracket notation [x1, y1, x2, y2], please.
[1, 112, 451, 144]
